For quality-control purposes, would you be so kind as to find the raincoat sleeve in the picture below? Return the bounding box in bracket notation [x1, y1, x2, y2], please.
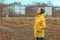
[37, 16, 46, 31]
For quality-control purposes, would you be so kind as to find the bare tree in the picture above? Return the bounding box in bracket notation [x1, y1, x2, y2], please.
[0, 3, 4, 20]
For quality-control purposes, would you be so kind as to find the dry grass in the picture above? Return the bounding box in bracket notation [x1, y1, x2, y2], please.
[0, 17, 60, 40]
[0, 30, 21, 40]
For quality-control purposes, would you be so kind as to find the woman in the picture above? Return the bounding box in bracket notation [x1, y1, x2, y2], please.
[33, 8, 46, 40]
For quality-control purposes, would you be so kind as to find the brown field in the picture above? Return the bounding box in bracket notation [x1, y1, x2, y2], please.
[0, 17, 60, 40]
[0, 30, 21, 40]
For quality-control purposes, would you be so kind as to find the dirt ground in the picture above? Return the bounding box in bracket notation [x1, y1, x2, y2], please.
[0, 30, 21, 40]
[0, 17, 60, 40]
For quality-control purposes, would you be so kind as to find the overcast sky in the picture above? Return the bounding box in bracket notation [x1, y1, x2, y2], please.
[2, 0, 60, 6]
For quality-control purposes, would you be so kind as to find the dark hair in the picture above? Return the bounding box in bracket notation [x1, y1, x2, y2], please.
[40, 8, 45, 14]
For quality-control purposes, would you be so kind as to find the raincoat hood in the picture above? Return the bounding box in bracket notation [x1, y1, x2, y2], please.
[37, 13, 46, 18]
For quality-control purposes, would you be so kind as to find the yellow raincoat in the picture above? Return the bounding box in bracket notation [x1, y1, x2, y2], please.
[33, 14, 46, 37]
